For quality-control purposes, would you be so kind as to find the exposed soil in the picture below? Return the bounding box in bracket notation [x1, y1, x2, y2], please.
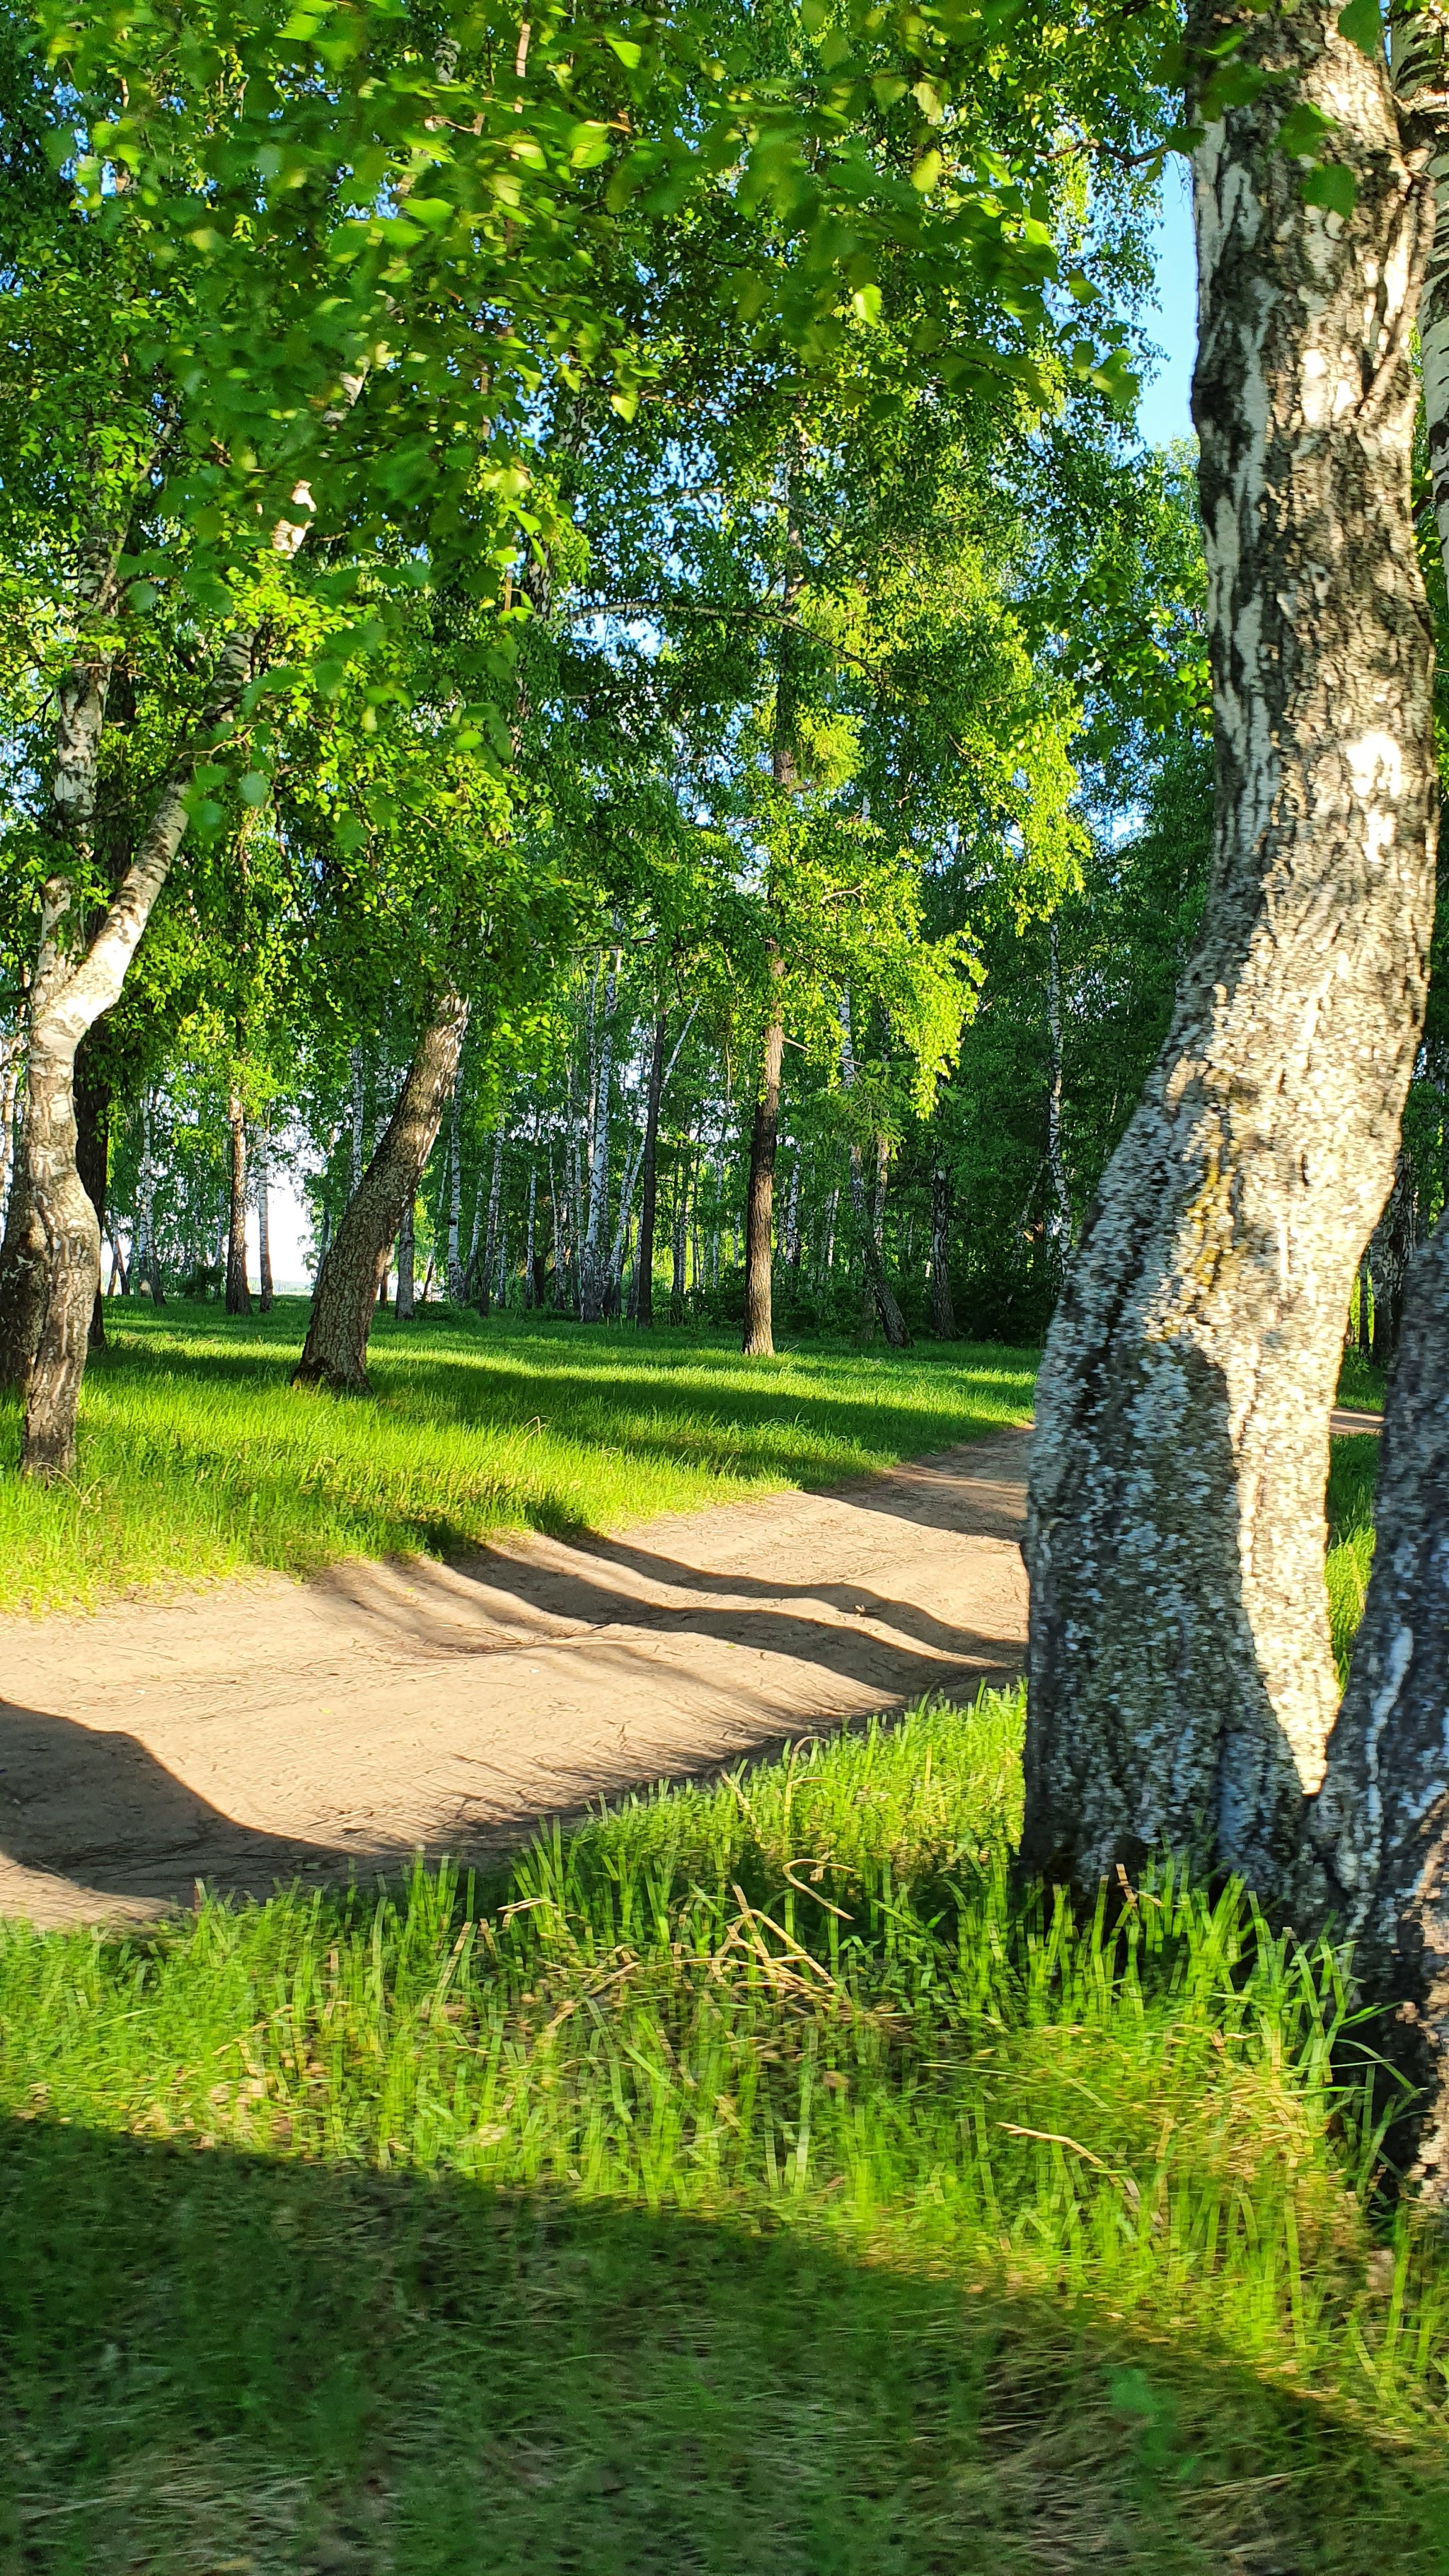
[0, 1429, 1032, 1928]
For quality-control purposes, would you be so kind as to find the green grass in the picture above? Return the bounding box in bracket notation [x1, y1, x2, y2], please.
[1328, 1435, 1382, 1688]
[3, 1689, 1448, 2571]
[0, 1300, 1037, 1615]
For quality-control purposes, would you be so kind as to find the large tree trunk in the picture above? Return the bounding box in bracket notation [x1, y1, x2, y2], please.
[1020, 8, 1437, 1894]
[929, 1161, 957, 1341]
[1368, 1154, 1416, 1369]
[225, 1086, 252, 1317]
[1294, 14, 1449, 2195]
[1311, 1216, 1449, 2203]
[293, 991, 469, 1391]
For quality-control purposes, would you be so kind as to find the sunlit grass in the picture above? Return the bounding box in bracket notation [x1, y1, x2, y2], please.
[0, 1299, 1037, 1614]
[2, 1689, 1446, 2570]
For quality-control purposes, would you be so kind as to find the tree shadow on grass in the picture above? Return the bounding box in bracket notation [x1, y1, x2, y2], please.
[1, 2115, 1445, 2575]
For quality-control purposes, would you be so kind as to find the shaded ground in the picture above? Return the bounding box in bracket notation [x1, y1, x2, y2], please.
[0, 1431, 1030, 1926]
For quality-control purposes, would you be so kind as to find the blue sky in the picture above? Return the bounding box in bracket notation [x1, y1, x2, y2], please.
[1136, 168, 1196, 447]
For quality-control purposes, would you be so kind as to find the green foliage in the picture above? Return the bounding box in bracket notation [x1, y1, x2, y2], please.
[2, 1691, 1448, 2567]
[0, 1302, 1034, 1611]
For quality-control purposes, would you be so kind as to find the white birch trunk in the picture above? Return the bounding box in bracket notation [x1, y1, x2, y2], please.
[1022, 7, 1437, 1893]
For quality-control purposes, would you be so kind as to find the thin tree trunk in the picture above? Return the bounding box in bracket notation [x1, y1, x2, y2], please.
[1020, 8, 1437, 1895]
[294, 991, 470, 1391]
[225, 1086, 251, 1316]
[257, 1127, 274, 1313]
[929, 1163, 957, 1340]
[476, 1129, 504, 1316]
[138, 1090, 163, 1307]
[671, 1137, 689, 1311]
[0, 1032, 22, 1236]
[395, 1195, 415, 1321]
[838, 995, 910, 1347]
[446, 1083, 465, 1301]
[580, 937, 618, 1322]
[73, 1041, 109, 1352]
[349, 1047, 365, 1194]
[636, 1012, 669, 1329]
[1045, 916, 1071, 1270]
[524, 1161, 537, 1309]
[742, 987, 785, 1357]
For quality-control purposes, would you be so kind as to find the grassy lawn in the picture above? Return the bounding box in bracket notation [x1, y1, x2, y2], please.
[0, 1300, 1385, 1624]
[0, 1300, 1038, 1614]
[3, 1689, 1447, 2572]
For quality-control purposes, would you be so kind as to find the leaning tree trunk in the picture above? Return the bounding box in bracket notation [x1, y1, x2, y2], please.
[225, 1086, 252, 1317]
[742, 984, 785, 1357]
[293, 991, 470, 1391]
[1020, 7, 1437, 1894]
[928, 1162, 957, 1341]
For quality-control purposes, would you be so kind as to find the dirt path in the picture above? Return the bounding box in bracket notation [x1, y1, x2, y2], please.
[0, 1405, 1381, 1928]
[0, 1428, 1034, 1928]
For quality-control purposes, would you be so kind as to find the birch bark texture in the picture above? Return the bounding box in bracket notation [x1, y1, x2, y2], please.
[1022, 6, 1438, 1893]
[1291, 11, 1449, 2199]
[293, 991, 469, 1391]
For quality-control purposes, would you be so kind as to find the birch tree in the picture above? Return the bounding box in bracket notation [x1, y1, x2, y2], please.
[1022, 5, 1438, 1893]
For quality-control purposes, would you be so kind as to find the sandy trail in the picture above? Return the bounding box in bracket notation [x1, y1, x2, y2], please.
[0, 1427, 1033, 1928]
[0, 1405, 1381, 1929]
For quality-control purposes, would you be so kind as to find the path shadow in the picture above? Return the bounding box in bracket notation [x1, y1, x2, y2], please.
[0, 2116, 1442, 2573]
[0, 1699, 363, 1914]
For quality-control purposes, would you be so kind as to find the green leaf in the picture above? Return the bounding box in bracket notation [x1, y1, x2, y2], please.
[238, 772, 271, 807]
[568, 122, 613, 170]
[1302, 163, 1357, 217]
[1276, 103, 1336, 161]
[1337, 0, 1382, 57]
[604, 35, 642, 67]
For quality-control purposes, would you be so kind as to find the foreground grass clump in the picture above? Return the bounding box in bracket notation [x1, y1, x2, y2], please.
[3, 1690, 1448, 2570]
[0, 1301, 1037, 1613]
